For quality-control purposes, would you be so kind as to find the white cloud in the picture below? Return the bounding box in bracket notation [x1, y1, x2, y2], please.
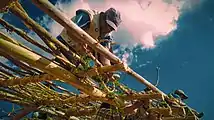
[34, 0, 201, 65]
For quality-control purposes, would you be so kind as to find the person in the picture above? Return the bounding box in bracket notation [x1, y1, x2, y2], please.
[174, 89, 188, 101]
[168, 89, 204, 119]
[57, 7, 122, 67]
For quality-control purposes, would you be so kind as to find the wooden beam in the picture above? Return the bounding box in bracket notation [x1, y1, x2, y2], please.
[76, 63, 127, 77]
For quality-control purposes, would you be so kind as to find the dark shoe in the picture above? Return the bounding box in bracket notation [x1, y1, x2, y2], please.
[196, 112, 204, 118]
[174, 89, 188, 100]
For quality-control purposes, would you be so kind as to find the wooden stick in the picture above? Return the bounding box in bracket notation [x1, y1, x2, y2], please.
[12, 106, 38, 120]
[10, 2, 85, 65]
[0, 61, 28, 76]
[76, 63, 127, 77]
[0, 71, 11, 79]
[11, 3, 62, 57]
[0, 18, 53, 54]
[0, 74, 55, 87]
[0, 31, 52, 62]
[121, 93, 163, 101]
[0, 53, 40, 75]
[0, 67, 15, 77]
[65, 107, 97, 117]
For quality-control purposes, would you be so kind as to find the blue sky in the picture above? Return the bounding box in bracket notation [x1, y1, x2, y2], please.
[124, 1, 213, 119]
[0, 0, 213, 119]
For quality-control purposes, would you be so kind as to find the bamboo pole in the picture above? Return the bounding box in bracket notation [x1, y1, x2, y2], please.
[12, 106, 38, 120]
[0, 94, 30, 106]
[9, 2, 85, 65]
[0, 31, 53, 63]
[76, 63, 127, 77]
[0, 87, 31, 101]
[0, 71, 11, 78]
[121, 93, 163, 101]
[0, 32, 70, 74]
[0, 31, 20, 45]
[0, 74, 8, 79]
[0, 61, 28, 76]
[0, 18, 74, 70]
[31, 0, 166, 96]
[0, 53, 40, 75]
[0, 67, 15, 77]
[46, 93, 162, 107]
[0, 74, 55, 87]
[148, 107, 172, 117]
[11, 2, 62, 57]
[65, 107, 97, 117]
[45, 81, 76, 96]
[0, 18, 53, 54]
[0, 39, 124, 107]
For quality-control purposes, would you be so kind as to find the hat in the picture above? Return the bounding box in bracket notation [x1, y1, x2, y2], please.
[174, 89, 188, 100]
[105, 8, 122, 31]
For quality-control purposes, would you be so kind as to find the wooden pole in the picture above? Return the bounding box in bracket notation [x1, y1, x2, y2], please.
[76, 63, 127, 77]
[0, 31, 52, 62]
[0, 74, 55, 87]
[0, 67, 15, 77]
[31, 0, 166, 96]
[0, 53, 41, 75]
[0, 18, 53, 54]
[12, 106, 38, 120]
[0, 61, 28, 76]
[0, 39, 124, 107]
[9, 2, 85, 65]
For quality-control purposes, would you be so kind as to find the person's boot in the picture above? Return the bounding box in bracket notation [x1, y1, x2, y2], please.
[174, 89, 188, 100]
